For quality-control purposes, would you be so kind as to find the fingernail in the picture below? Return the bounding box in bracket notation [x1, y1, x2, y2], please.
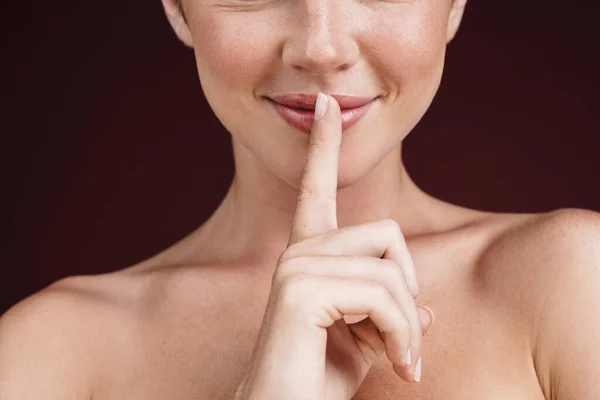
[421, 305, 435, 325]
[315, 92, 328, 121]
[415, 356, 422, 382]
[405, 347, 411, 365]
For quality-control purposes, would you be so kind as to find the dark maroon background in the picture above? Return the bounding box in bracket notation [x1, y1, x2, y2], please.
[1, 1, 598, 314]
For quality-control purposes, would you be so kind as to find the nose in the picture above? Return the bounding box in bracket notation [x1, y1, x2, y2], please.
[281, 0, 360, 76]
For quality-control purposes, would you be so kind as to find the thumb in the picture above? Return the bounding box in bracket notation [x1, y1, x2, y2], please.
[417, 305, 435, 335]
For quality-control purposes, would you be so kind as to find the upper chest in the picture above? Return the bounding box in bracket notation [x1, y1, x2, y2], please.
[95, 281, 544, 400]
[94, 216, 548, 400]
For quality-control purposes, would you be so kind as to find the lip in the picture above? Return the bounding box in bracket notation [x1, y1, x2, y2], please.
[266, 94, 378, 134]
[269, 93, 377, 110]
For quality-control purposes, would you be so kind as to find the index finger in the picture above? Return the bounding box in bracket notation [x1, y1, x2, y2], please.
[289, 93, 342, 245]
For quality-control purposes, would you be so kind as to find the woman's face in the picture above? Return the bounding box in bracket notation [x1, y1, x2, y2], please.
[178, 0, 465, 188]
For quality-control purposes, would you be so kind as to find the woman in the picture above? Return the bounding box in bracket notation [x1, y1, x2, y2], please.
[1, 0, 599, 398]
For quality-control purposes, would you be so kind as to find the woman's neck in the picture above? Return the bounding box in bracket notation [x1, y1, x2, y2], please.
[186, 141, 480, 268]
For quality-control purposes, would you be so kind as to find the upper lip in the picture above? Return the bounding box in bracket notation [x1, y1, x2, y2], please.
[267, 93, 378, 110]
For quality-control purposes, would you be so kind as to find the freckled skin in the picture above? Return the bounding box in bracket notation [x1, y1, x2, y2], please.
[3, 0, 583, 399]
[190, 0, 452, 193]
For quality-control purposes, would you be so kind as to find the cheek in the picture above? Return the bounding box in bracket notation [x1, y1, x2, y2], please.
[189, 9, 280, 131]
[368, 7, 448, 88]
[360, 4, 448, 143]
[183, 2, 452, 187]
[191, 11, 275, 94]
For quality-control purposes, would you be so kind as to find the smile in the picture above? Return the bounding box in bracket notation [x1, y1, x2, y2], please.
[266, 97, 377, 134]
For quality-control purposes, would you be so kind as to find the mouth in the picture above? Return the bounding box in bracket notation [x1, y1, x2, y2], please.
[268, 93, 378, 110]
[265, 94, 379, 134]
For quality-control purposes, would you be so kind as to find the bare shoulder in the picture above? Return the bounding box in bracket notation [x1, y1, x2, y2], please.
[479, 207, 600, 281]
[482, 207, 600, 260]
[0, 261, 245, 347]
[0, 262, 244, 398]
[0, 273, 130, 398]
[1, 270, 146, 335]
[474, 207, 600, 333]
[482, 208, 600, 399]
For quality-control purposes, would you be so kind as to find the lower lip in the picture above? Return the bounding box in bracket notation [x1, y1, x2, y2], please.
[267, 97, 377, 134]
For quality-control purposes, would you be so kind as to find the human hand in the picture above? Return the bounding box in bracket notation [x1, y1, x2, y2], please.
[234, 93, 434, 400]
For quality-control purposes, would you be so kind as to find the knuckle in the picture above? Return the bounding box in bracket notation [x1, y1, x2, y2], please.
[276, 254, 296, 271]
[279, 243, 304, 261]
[381, 218, 402, 235]
[274, 256, 307, 287]
[371, 282, 393, 304]
[276, 250, 294, 271]
[279, 256, 304, 274]
[277, 248, 292, 264]
[278, 273, 313, 307]
[381, 259, 407, 288]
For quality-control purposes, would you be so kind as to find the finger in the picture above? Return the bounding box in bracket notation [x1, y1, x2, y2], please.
[391, 305, 434, 383]
[373, 306, 432, 336]
[276, 255, 423, 366]
[344, 316, 387, 364]
[282, 219, 420, 297]
[418, 305, 435, 335]
[289, 93, 342, 245]
[289, 274, 413, 376]
[347, 314, 432, 385]
[383, 220, 420, 298]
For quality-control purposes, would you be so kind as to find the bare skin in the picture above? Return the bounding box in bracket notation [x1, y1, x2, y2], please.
[3, 0, 600, 398]
[1, 178, 576, 399]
